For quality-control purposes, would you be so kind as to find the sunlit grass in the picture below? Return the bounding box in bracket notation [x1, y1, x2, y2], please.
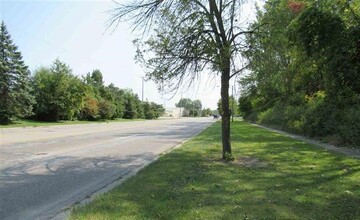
[0, 118, 145, 128]
[70, 121, 360, 219]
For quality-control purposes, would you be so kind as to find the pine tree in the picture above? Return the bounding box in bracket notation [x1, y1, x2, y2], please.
[0, 21, 34, 124]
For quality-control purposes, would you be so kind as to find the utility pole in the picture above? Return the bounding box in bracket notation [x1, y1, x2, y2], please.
[141, 77, 144, 102]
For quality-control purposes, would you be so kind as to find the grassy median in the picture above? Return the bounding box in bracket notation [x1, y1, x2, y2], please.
[70, 121, 360, 220]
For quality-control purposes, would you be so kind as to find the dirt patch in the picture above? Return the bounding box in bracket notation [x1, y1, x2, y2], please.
[210, 156, 268, 168]
[231, 156, 268, 168]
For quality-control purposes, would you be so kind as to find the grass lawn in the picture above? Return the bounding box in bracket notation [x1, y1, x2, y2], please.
[0, 118, 144, 129]
[70, 121, 360, 220]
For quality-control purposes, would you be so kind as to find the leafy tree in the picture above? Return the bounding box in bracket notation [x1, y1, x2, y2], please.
[107, 83, 126, 119]
[176, 98, 202, 117]
[193, 100, 202, 113]
[82, 70, 157, 121]
[84, 69, 104, 88]
[151, 102, 165, 118]
[134, 96, 145, 119]
[84, 69, 109, 100]
[201, 108, 212, 117]
[33, 60, 85, 121]
[143, 101, 165, 119]
[143, 101, 154, 119]
[176, 98, 193, 111]
[189, 109, 200, 117]
[229, 96, 239, 121]
[79, 94, 99, 120]
[109, 0, 256, 158]
[289, 4, 360, 97]
[238, 96, 252, 118]
[0, 21, 34, 124]
[82, 70, 127, 120]
[98, 99, 116, 120]
[241, 0, 360, 146]
[123, 90, 139, 119]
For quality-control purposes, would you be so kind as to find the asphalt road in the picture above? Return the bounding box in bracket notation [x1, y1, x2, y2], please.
[0, 117, 215, 220]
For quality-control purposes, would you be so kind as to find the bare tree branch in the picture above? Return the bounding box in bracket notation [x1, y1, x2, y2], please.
[107, 0, 257, 158]
[230, 63, 250, 79]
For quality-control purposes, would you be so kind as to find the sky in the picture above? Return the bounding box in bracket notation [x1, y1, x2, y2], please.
[1, 0, 259, 109]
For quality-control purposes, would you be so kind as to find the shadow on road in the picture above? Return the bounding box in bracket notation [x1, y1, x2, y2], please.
[0, 152, 157, 220]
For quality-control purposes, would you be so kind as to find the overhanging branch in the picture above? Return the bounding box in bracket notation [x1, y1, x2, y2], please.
[230, 63, 250, 79]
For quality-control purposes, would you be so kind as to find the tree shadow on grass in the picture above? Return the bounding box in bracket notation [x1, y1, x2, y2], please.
[70, 122, 360, 220]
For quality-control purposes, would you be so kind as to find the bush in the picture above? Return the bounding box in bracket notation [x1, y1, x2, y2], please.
[249, 90, 360, 148]
[257, 101, 286, 128]
[302, 91, 332, 137]
[284, 105, 306, 134]
[238, 96, 253, 119]
[337, 105, 360, 146]
[98, 99, 115, 120]
[79, 96, 99, 120]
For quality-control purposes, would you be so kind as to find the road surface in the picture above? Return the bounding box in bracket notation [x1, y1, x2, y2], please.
[0, 118, 215, 220]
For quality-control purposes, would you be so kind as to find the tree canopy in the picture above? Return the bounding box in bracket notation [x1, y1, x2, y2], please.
[240, 0, 360, 146]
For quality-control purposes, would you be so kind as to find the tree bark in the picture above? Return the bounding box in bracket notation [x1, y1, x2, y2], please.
[221, 58, 231, 159]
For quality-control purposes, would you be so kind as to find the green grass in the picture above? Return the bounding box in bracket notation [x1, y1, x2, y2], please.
[70, 121, 360, 220]
[0, 118, 144, 128]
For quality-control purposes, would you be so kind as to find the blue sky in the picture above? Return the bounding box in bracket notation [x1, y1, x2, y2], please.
[1, 0, 258, 109]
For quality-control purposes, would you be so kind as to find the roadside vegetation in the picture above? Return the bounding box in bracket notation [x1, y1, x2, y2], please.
[70, 121, 360, 220]
[0, 21, 164, 126]
[239, 0, 360, 147]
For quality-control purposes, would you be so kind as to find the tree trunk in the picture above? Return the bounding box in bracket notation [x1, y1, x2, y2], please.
[221, 61, 231, 159]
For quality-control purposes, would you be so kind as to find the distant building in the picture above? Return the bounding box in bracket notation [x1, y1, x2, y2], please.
[163, 107, 184, 118]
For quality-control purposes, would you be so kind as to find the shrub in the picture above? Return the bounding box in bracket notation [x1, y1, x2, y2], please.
[337, 105, 360, 146]
[284, 104, 305, 134]
[257, 101, 286, 128]
[302, 91, 332, 137]
[238, 96, 253, 119]
[79, 96, 99, 120]
[98, 99, 115, 120]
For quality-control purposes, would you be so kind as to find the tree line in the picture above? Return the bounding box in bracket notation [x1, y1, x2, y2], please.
[0, 21, 164, 125]
[238, 0, 360, 147]
[175, 98, 213, 117]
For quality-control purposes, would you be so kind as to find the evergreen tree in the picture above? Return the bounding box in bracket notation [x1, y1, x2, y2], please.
[33, 59, 84, 121]
[0, 21, 34, 124]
